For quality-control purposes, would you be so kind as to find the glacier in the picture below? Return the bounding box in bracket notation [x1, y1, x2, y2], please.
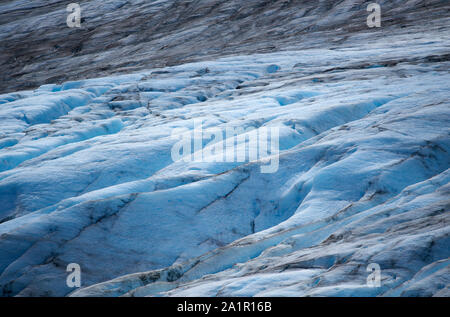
[0, 0, 449, 297]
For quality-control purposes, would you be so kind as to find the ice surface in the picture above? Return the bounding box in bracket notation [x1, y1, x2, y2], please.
[0, 17, 449, 297]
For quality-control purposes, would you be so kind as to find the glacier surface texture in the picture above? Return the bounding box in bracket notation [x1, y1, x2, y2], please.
[0, 0, 449, 296]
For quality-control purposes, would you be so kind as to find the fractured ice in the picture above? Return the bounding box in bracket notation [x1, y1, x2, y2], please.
[0, 11, 449, 297]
